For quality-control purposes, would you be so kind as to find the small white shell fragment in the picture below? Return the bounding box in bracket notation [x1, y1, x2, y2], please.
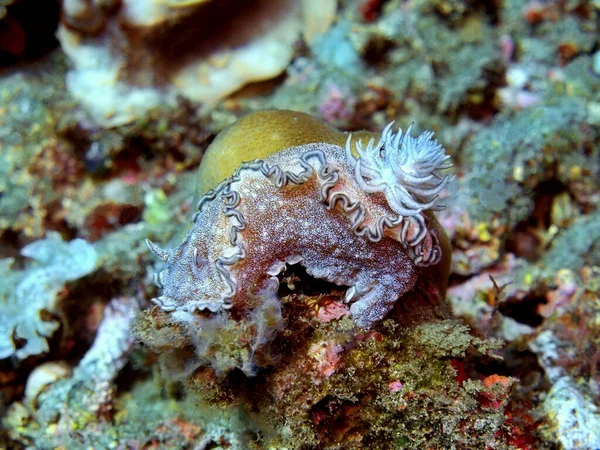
[24, 361, 72, 409]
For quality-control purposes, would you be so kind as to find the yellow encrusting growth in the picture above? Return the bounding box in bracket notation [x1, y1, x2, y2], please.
[196, 110, 378, 195]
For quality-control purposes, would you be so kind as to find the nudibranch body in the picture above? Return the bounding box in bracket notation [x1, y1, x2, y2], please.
[148, 114, 452, 329]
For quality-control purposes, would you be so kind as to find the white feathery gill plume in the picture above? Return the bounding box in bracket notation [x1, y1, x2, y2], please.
[345, 122, 452, 216]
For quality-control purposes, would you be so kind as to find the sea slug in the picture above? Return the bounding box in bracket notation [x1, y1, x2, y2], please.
[147, 118, 452, 329]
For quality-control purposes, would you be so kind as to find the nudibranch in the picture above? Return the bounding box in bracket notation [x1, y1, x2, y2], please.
[147, 111, 452, 329]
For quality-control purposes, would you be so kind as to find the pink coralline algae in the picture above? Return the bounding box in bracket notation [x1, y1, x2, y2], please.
[319, 83, 356, 125]
[315, 300, 351, 323]
[147, 122, 452, 329]
[388, 379, 404, 392]
[310, 341, 344, 378]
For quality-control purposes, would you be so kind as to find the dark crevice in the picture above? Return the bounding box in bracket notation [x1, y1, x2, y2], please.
[277, 263, 343, 298]
[309, 395, 362, 446]
[471, 348, 544, 381]
[505, 178, 569, 261]
[362, 37, 396, 69]
[0, 0, 60, 67]
[0, 229, 24, 260]
[498, 291, 547, 327]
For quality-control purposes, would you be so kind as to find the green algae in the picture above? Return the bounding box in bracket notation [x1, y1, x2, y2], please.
[203, 319, 508, 449]
[458, 97, 594, 225]
[540, 210, 600, 275]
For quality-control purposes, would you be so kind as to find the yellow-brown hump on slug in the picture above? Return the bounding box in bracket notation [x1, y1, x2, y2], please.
[196, 110, 377, 195]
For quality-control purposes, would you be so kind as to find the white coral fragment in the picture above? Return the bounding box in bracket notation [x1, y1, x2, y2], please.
[0, 233, 97, 361]
[58, 0, 338, 126]
[346, 122, 452, 217]
[74, 297, 137, 383]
